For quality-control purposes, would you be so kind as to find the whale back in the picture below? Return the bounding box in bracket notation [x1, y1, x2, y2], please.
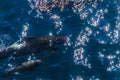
[23, 36, 67, 46]
[23, 37, 36, 43]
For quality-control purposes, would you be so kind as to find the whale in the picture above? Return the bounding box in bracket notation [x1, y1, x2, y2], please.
[0, 36, 68, 59]
[1, 59, 42, 77]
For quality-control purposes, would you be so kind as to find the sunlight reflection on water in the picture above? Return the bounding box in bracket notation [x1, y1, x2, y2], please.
[0, 0, 120, 80]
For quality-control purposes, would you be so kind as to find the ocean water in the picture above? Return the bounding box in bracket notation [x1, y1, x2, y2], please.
[0, 0, 120, 80]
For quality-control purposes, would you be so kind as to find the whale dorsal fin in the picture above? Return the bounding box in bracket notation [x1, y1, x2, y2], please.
[23, 37, 36, 43]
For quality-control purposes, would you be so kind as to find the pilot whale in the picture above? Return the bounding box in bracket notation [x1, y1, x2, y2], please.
[0, 36, 68, 59]
[1, 59, 42, 77]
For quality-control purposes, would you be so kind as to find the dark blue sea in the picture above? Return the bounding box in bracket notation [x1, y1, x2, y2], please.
[0, 0, 120, 80]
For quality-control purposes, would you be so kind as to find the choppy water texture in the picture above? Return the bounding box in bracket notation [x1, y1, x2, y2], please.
[0, 0, 120, 80]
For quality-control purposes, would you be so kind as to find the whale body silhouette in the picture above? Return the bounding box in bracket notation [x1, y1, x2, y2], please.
[0, 36, 68, 59]
[1, 59, 42, 77]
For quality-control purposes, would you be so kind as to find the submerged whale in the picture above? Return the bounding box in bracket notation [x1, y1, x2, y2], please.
[0, 36, 68, 59]
[1, 59, 42, 77]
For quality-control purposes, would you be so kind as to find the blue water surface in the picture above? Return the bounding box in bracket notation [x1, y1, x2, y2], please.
[0, 0, 120, 80]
